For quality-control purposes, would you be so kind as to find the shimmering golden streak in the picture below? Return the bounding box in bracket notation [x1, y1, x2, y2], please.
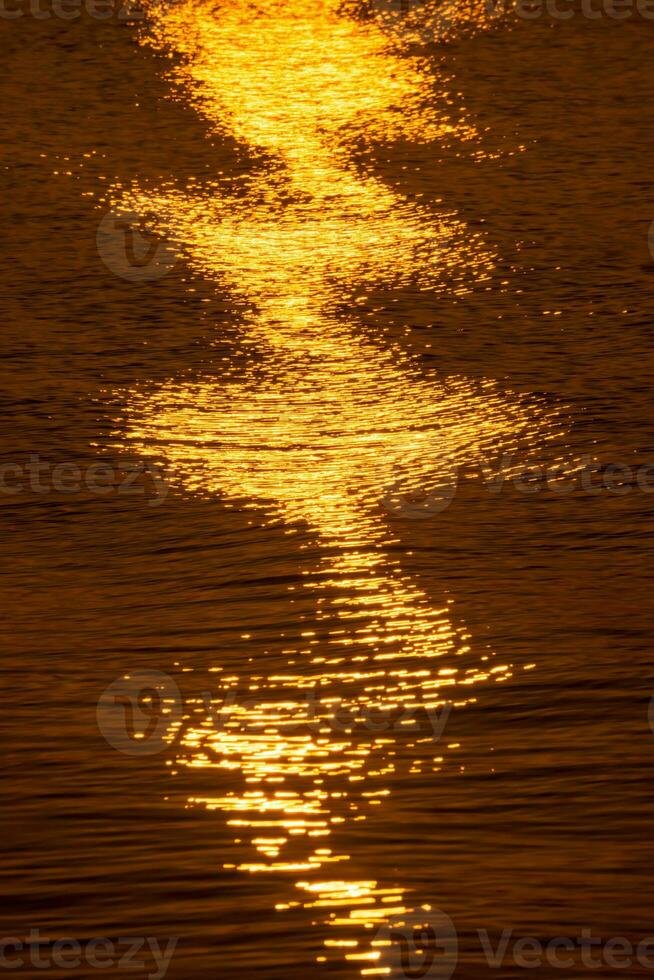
[108, 0, 567, 970]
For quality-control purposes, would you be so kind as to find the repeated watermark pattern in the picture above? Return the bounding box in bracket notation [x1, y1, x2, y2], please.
[366, 0, 654, 43]
[97, 670, 452, 755]
[0, 932, 177, 978]
[97, 210, 177, 283]
[373, 908, 654, 978]
[0, 455, 171, 505]
[380, 453, 654, 519]
[3, 452, 649, 515]
[647, 695, 654, 738]
[380, 470, 459, 518]
[0, 0, 143, 17]
[304, 690, 452, 739]
[487, 0, 654, 20]
[374, 908, 458, 980]
[371, 0, 459, 42]
[4, 0, 654, 23]
[97, 670, 183, 755]
[478, 928, 654, 970]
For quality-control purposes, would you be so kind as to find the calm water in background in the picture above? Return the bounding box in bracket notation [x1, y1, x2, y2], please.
[2, 0, 654, 976]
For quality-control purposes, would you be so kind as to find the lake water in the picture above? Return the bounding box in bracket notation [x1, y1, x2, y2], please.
[2, 0, 654, 976]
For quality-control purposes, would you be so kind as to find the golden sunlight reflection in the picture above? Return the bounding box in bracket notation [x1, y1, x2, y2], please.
[105, 0, 569, 973]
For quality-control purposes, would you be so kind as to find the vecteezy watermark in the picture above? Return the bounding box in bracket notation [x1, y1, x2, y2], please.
[647, 695, 654, 738]
[0, 932, 178, 979]
[97, 671, 452, 756]
[380, 452, 654, 519]
[0, 0, 143, 18]
[0, 455, 171, 506]
[649, 221, 654, 262]
[486, 0, 654, 20]
[97, 209, 177, 283]
[305, 690, 452, 741]
[97, 671, 183, 755]
[370, 0, 460, 43]
[478, 928, 654, 970]
[370, 909, 654, 979]
[373, 908, 458, 980]
[380, 471, 458, 519]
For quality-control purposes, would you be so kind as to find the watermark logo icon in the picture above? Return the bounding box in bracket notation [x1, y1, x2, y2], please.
[380, 471, 458, 519]
[374, 908, 458, 979]
[97, 209, 177, 282]
[371, 0, 457, 43]
[97, 670, 182, 755]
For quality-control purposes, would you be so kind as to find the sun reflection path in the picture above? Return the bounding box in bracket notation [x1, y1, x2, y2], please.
[107, 0, 566, 972]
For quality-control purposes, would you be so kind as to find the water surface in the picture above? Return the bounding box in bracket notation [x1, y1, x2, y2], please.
[2, 0, 654, 977]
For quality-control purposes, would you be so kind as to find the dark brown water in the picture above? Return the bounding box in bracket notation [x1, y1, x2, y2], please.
[2, 1, 654, 977]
